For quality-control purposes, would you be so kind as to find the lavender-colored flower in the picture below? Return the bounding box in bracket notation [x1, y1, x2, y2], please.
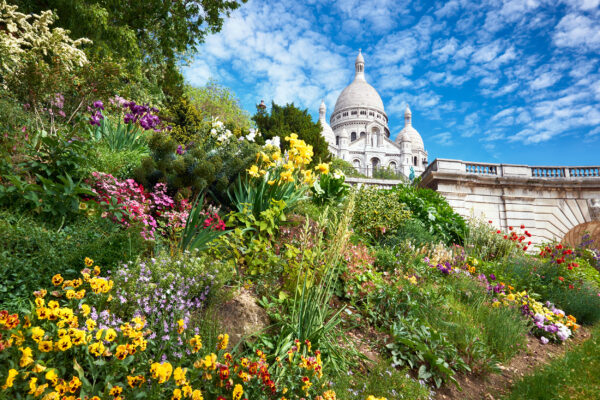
[489, 273, 496, 281]
[93, 100, 104, 110]
[540, 336, 549, 344]
[176, 145, 185, 155]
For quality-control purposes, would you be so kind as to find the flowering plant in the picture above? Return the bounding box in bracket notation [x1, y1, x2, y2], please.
[310, 169, 349, 206]
[0, 259, 338, 400]
[492, 290, 578, 343]
[90, 172, 190, 240]
[229, 133, 329, 218]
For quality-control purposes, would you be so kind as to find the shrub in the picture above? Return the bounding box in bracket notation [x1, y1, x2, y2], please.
[465, 218, 519, 261]
[381, 218, 438, 248]
[352, 186, 411, 239]
[135, 118, 260, 204]
[87, 144, 148, 180]
[329, 157, 366, 178]
[393, 184, 467, 245]
[0, 211, 147, 312]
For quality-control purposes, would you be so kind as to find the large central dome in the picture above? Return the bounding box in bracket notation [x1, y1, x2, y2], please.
[333, 80, 385, 113]
[332, 50, 385, 115]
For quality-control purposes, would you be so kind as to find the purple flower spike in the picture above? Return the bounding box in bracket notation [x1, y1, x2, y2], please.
[93, 100, 104, 110]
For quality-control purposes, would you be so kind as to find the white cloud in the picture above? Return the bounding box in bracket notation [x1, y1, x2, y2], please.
[553, 13, 600, 51]
[529, 71, 562, 90]
[471, 41, 503, 63]
[432, 131, 453, 145]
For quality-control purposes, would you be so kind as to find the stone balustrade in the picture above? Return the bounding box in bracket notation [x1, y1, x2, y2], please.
[423, 159, 600, 180]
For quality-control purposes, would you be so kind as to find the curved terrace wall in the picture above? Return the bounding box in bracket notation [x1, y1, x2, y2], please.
[419, 159, 600, 247]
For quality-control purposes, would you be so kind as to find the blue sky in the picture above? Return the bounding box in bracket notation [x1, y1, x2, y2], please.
[183, 0, 600, 166]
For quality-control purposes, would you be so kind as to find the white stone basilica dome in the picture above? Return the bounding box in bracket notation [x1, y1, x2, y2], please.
[396, 105, 424, 150]
[332, 50, 386, 116]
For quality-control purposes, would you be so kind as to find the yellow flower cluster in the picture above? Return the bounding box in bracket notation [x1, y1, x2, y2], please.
[493, 290, 579, 331]
[247, 134, 330, 187]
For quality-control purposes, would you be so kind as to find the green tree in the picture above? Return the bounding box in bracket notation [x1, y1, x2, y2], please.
[185, 81, 252, 130]
[253, 101, 331, 165]
[13, 0, 245, 103]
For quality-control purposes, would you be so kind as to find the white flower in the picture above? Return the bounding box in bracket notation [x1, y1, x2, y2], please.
[264, 136, 281, 149]
[332, 169, 345, 180]
[245, 129, 257, 142]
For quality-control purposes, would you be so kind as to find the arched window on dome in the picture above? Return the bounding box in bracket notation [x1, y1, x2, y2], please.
[413, 156, 418, 166]
[360, 131, 366, 138]
[351, 132, 357, 141]
[336, 136, 340, 146]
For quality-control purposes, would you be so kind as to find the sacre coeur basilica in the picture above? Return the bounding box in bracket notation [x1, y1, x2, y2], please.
[318, 50, 428, 178]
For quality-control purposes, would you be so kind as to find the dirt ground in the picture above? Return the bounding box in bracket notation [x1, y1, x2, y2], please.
[344, 319, 592, 400]
[434, 327, 592, 400]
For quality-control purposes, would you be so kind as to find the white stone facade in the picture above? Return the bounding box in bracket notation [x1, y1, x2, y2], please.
[319, 50, 428, 177]
[420, 159, 600, 247]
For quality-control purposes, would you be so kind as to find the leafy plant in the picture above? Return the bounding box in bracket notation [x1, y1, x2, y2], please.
[88, 116, 148, 152]
[310, 169, 350, 205]
[179, 195, 229, 252]
[352, 186, 411, 240]
[394, 184, 467, 246]
[387, 317, 470, 388]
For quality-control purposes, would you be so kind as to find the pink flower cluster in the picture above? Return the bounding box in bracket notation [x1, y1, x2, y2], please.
[202, 213, 226, 231]
[90, 172, 190, 240]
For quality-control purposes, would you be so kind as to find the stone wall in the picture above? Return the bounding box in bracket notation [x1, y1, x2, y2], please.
[420, 159, 600, 246]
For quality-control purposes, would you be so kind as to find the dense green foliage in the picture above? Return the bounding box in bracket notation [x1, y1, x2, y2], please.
[352, 186, 411, 239]
[11, 0, 244, 103]
[0, 211, 147, 312]
[394, 184, 467, 245]
[253, 102, 331, 165]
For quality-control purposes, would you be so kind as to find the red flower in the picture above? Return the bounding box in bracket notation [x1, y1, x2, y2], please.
[504, 235, 508, 239]
[569, 284, 574, 289]
[509, 226, 513, 230]
[497, 230, 501, 234]
[559, 276, 564, 281]
[488, 220, 493, 224]
[520, 224, 525, 229]
[523, 246, 528, 251]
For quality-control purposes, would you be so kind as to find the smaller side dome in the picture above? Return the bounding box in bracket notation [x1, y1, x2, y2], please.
[318, 101, 336, 147]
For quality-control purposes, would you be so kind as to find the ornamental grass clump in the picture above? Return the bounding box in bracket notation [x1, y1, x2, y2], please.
[0, 258, 345, 400]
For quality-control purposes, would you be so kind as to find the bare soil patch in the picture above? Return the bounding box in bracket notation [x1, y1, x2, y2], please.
[435, 327, 592, 400]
